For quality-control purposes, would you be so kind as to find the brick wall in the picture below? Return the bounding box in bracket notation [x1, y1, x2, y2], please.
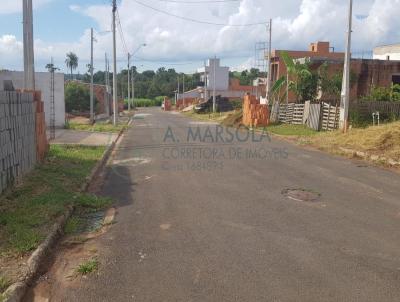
[0, 91, 36, 193]
[242, 94, 270, 127]
[0, 90, 48, 194]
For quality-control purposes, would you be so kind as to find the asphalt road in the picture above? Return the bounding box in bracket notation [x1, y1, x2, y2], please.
[58, 108, 400, 301]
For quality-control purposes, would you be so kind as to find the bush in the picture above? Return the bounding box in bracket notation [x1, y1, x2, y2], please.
[231, 99, 243, 110]
[131, 98, 163, 107]
[65, 82, 96, 113]
[362, 84, 400, 102]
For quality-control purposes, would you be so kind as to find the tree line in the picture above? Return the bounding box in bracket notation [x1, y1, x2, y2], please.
[63, 52, 265, 100]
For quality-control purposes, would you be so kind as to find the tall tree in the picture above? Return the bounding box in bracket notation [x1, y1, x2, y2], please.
[65, 52, 79, 79]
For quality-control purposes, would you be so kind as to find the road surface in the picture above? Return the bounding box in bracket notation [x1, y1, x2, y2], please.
[49, 108, 400, 301]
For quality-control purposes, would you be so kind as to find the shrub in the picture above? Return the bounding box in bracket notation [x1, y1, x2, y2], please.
[65, 82, 97, 113]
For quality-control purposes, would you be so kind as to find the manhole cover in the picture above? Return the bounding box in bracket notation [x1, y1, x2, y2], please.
[282, 189, 320, 203]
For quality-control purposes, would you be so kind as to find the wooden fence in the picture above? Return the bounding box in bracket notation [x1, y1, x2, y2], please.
[321, 103, 340, 131]
[350, 101, 400, 118]
[278, 101, 340, 131]
[279, 104, 304, 125]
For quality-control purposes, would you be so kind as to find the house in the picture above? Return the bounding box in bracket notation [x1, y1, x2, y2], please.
[269, 41, 400, 102]
[177, 58, 262, 109]
[373, 44, 400, 61]
[269, 42, 344, 84]
[0, 70, 65, 127]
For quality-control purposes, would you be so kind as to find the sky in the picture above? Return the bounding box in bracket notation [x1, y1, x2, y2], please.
[0, 0, 399, 74]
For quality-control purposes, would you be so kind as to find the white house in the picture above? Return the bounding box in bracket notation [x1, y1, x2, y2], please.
[373, 44, 400, 61]
[197, 58, 230, 91]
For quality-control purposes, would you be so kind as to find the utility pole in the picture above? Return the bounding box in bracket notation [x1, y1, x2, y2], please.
[340, 0, 353, 132]
[213, 56, 216, 113]
[127, 53, 131, 111]
[132, 75, 135, 109]
[182, 74, 185, 108]
[90, 28, 94, 124]
[204, 60, 207, 103]
[23, 0, 35, 90]
[112, 0, 118, 125]
[266, 19, 272, 101]
[177, 76, 180, 107]
[105, 53, 110, 117]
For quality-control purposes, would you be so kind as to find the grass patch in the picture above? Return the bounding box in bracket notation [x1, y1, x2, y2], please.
[76, 258, 99, 275]
[0, 145, 111, 255]
[67, 120, 128, 133]
[0, 276, 10, 293]
[183, 110, 236, 123]
[304, 121, 400, 162]
[64, 216, 83, 235]
[263, 123, 318, 136]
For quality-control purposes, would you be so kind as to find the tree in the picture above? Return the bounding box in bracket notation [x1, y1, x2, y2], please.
[65, 52, 79, 79]
[281, 51, 319, 102]
[65, 82, 93, 113]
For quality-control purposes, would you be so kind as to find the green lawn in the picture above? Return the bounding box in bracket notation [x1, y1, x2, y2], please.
[67, 120, 128, 133]
[0, 145, 112, 255]
[263, 123, 318, 136]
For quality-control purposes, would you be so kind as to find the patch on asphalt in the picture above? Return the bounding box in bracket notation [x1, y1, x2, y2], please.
[112, 157, 151, 166]
[282, 188, 321, 203]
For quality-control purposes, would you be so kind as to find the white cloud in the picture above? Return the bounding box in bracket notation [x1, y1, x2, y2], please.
[1, 0, 400, 72]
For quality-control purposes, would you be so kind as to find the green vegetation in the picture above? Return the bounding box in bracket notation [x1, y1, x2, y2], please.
[0, 145, 111, 255]
[64, 216, 83, 235]
[304, 121, 400, 162]
[271, 53, 356, 103]
[127, 98, 163, 108]
[0, 276, 10, 293]
[76, 258, 99, 275]
[362, 84, 400, 102]
[183, 110, 236, 123]
[65, 81, 97, 113]
[67, 120, 128, 133]
[264, 123, 318, 136]
[230, 69, 265, 86]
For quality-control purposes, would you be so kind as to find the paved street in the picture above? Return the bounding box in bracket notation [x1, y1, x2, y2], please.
[57, 108, 400, 302]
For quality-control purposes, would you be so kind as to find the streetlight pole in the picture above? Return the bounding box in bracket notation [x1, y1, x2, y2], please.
[340, 0, 353, 132]
[112, 0, 118, 125]
[213, 56, 216, 113]
[127, 53, 131, 111]
[266, 19, 272, 101]
[90, 28, 94, 124]
[22, 0, 35, 90]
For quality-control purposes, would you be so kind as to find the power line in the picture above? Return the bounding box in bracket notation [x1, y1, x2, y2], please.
[133, 0, 269, 26]
[116, 8, 129, 55]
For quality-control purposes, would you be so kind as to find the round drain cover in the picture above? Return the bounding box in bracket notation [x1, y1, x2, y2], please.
[282, 189, 320, 203]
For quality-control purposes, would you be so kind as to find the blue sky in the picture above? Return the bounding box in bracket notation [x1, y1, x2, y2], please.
[0, 0, 399, 74]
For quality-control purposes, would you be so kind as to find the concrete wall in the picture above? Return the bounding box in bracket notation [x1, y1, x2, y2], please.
[373, 44, 400, 61]
[0, 91, 37, 194]
[0, 71, 65, 127]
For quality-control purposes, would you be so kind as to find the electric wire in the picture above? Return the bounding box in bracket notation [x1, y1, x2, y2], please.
[133, 0, 268, 26]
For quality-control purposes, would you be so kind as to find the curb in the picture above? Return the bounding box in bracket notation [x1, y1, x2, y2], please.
[3, 206, 74, 302]
[338, 147, 400, 166]
[2, 122, 129, 302]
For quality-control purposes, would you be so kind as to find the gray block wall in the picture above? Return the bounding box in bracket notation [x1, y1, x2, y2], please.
[0, 91, 36, 194]
[0, 71, 65, 127]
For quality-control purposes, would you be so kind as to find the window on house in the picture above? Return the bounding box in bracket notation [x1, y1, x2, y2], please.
[392, 75, 400, 85]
